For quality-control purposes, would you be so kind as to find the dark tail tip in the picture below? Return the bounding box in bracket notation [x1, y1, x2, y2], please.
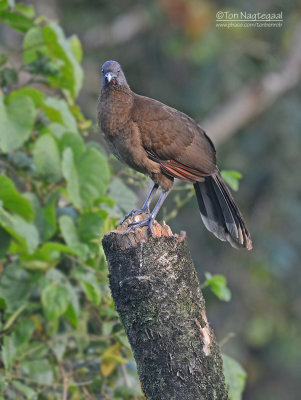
[194, 173, 252, 250]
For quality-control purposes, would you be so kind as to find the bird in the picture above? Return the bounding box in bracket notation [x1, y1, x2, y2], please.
[98, 60, 252, 250]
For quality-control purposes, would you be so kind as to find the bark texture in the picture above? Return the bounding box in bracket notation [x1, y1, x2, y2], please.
[102, 215, 228, 400]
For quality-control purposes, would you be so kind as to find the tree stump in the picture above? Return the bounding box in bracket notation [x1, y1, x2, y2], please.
[102, 214, 228, 400]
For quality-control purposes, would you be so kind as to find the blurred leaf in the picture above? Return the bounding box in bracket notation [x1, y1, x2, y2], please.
[26, 52, 60, 77]
[62, 147, 110, 209]
[0, 175, 34, 221]
[51, 335, 67, 361]
[13, 3, 35, 18]
[0, 297, 7, 309]
[24, 192, 58, 242]
[42, 283, 69, 321]
[221, 170, 242, 192]
[42, 192, 58, 240]
[0, 54, 8, 66]
[81, 281, 100, 306]
[101, 342, 127, 377]
[222, 354, 247, 400]
[0, 10, 33, 33]
[70, 104, 91, 131]
[22, 342, 48, 360]
[78, 212, 103, 246]
[42, 97, 78, 133]
[43, 23, 83, 98]
[35, 241, 78, 261]
[33, 133, 62, 183]
[76, 147, 111, 208]
[1, 320, 36, 370]
[8, 87, 44, 107]
[3, 304, 26, 330]
[68, 34, 83, 63]
[2, 335, 17, 369]
[0, 207, 39, 253]
[20, 359, 53, 385]
[0, 226, 10, 258]
[23, 27, 47, 63]
[59, 215, 89, 260]
[45, 122, 67, 138]
[109, 177, 138, 214]
[0, 1, 8, 11]
[102, 322, 113, 336]
[21, 260, 49, 271]
[0, 93, 36, 153]
[59, 132, 85, 159]
[9, 150, 33, 168]
[23, 23, 83, 98]
[204, 272, 231, 302]
[61, 148, 81, 208]
[0, 67, 18, 88]
[45, 23, 83, 97]
[118, 334, 131, 350]
[23, 29, 60, 77]
[114, 386, 142, 397]
[12, 318, 35, 348]
[0, 262, 31, 312]
[65, 301, 78, 328]
[11, 380, 37, 400]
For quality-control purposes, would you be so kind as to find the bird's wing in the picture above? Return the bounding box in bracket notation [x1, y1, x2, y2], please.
[132, 94, 217, 181]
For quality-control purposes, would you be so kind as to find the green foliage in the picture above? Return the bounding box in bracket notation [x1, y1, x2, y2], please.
[41, 283, 69, 321]
[202, 272, 232, 302]
[0, 4, 34, 33]
[0, 3, 142, 399]
[33, 134, 62, 183]
[23, 23, 83, 98]
[222, 354, 247, 400]
[0, 93, 36, 153]
[62, 144, 111, 209]
[221, 170, 243, 192]
[0, 175, 33, 220]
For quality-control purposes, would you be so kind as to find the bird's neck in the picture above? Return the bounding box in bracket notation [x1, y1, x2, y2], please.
[101, 84, 131, 97]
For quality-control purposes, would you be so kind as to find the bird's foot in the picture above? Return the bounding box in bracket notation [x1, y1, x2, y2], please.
[117, 207, 149, 228]
[125, 216, 154, 236]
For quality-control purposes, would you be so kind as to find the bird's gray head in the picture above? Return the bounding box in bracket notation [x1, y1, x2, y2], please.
[101, 60, 129, 89]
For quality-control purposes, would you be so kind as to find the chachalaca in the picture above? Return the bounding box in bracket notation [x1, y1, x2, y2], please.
[98, 60, 252, 250]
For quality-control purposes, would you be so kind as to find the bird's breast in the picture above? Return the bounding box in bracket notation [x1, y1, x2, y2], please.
[99, 90, 133, 138]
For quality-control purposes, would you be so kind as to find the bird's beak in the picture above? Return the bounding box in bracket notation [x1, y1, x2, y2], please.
[105, 72, 117, 83]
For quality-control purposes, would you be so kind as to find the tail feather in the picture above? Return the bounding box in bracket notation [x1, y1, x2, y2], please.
[194, 172, 252, 250]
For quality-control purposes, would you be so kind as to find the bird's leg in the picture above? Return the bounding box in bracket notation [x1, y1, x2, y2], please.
[139, 183, 159, 214]
[117, 183, 159, 227]
[125, 189, 170, 236]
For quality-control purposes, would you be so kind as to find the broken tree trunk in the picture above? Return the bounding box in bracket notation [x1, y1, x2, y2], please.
[102, 215, 228, 400]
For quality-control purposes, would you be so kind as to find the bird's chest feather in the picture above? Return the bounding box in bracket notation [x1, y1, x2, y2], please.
[98, 89, 142, 167]
[98, 89, 132, 137]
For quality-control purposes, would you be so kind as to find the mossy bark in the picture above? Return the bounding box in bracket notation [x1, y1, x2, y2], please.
[102, 215, 228, 400]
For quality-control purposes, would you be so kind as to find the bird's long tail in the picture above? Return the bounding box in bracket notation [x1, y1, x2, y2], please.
[194, 172, 252, 250]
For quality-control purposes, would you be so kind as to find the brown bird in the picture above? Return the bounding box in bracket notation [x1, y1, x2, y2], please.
[98, 60, 252, 250]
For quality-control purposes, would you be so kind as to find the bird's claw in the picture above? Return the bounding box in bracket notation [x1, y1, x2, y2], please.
[125, 216, 154, 236]
[116, 208, 149, 228]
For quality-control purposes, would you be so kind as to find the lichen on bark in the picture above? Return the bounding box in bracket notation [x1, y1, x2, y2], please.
[102, 215, 229, 400]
